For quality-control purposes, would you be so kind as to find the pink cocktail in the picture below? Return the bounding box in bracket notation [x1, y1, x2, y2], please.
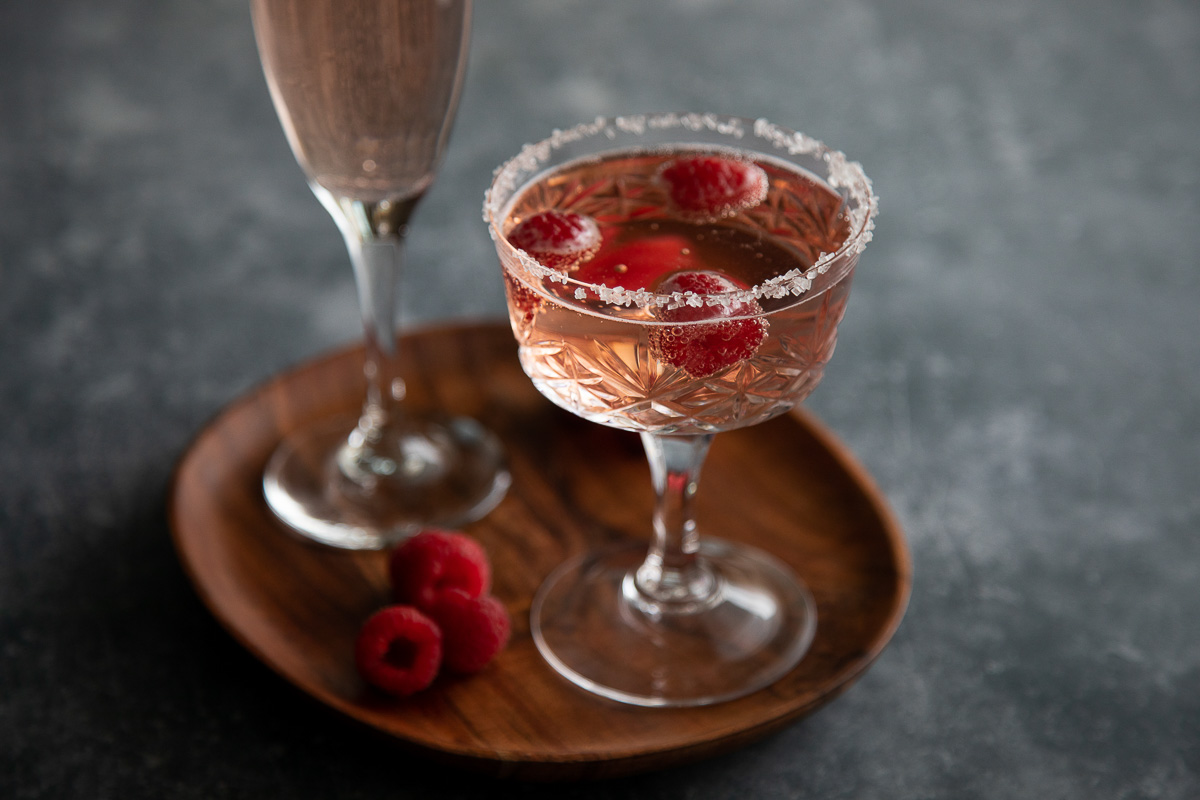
[486, 113, 877, 706]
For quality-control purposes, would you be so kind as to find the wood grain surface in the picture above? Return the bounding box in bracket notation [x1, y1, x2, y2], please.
[169, 322, 911, 780]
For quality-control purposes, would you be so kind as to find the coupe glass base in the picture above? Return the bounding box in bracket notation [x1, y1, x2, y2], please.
[263, 414, 509, 550]
[531, 539, 817, 707]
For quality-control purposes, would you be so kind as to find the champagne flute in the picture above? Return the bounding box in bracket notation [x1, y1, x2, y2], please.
[485, 113, 877, 706]
[250, 0, 508, 549]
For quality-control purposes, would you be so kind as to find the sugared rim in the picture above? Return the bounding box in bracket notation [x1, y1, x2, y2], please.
[484, 112, 879, 312]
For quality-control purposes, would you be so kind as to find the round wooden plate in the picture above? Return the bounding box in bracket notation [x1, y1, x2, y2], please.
[169, 322, 910, 780]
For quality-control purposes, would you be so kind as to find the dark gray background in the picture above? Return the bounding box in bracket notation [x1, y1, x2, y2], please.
[3, 0, 1198, 797]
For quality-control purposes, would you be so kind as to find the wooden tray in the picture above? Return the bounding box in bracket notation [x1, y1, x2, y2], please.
[169, 322, 910, 780]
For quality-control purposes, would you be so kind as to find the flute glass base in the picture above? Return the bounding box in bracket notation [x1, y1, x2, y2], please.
[531, 539, 817, 707]
[263, 413, 509, 550]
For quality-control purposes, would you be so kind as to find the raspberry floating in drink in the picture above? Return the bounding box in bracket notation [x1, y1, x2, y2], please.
[505, 210, 602, 325]
[657, 155, 769, 223]
[507, 210, 601, 270]
[354, 606, 443, 697]
[649, 270, 768, 378]
[503, 273, 542, 328]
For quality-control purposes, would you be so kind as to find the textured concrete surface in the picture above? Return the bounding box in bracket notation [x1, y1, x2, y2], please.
[2, 0, 1198, 797]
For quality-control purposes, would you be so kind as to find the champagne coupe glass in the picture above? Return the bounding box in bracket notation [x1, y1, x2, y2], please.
[485, 113, 877, 706]
[250, 0, 508, 549]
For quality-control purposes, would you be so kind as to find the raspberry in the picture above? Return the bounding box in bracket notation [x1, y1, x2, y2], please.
[354, 606, 443, 697]
[504, 271, 541, 328]
[428, 590, 511, 674]
[389, 529, 491, 611]
[649, 270, 768, 378]
[573, 234, 697, 292]
[507, 210, 601, 270]
[657, 155, 768, 223]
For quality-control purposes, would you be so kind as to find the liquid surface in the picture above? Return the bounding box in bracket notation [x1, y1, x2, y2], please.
[505, 150, 851, 316]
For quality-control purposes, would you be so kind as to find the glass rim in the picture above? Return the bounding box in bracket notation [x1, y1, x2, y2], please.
[483, 112, 879, 312]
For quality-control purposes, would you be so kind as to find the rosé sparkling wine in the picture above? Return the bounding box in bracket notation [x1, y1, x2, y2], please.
[251, 0, 469, 201]
[485, 114, 877, 708]
[249, 0, 510, 550]
[498, 150, 855, 434]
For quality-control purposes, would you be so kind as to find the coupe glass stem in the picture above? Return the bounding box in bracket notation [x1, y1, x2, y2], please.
[633, 432, 719, 609]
